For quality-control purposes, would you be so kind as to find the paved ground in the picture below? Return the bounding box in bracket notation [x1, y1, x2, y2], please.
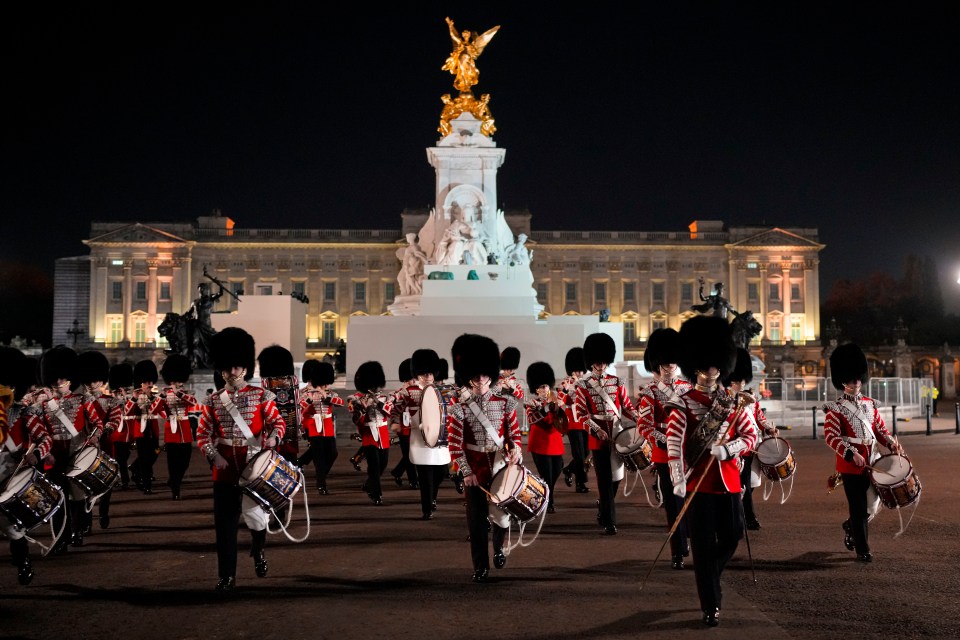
[2, 415, 959, 640]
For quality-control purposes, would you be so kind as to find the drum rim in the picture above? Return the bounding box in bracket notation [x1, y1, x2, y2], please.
[0, 466, 39, 500]
[489, 463, 525, 501]
[871, 453, 914, 483]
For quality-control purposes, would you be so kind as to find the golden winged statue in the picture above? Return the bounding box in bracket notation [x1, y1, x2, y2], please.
[442, 17, 500, 93]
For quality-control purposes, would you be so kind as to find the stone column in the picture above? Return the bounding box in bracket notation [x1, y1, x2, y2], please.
[147, 260, 158, 342]
[758, 262, 769, 339]
[93, 257, 108, 343]
[122, 261, 133, 343]
[804, 258, 820, 341]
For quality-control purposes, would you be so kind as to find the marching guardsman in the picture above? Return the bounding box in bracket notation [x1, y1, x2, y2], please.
[1, 347, 52, 585]
[297, 359, 343, 495]
[637, 328, 691, 569]
[348, 361, 392, 505]
[257, 345, 300, 463]
[130, 360, 161, 495]
[823, 343, 903, 563]
[665, 316, 758, 627]
[559, 347, 589, 494]
[77, 350, 116, 531]
[108, 363, 136, 491]
[525, 361, 563, 514]
[722, 348, 778, 531]
[29, 346, 103, 549]
[575, 333, 638, 535]
[390, 357, 419, 489]
[497, 346, 524, 402]
[153, 354, 197, 501]
[437, 357, 466, 494]
[196, 327, 286, 592]
[447, 333, 522, 583]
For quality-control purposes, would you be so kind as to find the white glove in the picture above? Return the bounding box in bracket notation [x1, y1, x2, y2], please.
[668, 460, 686, 498]
[711, 444, 732, 461]
[264, 436, 277, 449]
[210, 452, 229, 470]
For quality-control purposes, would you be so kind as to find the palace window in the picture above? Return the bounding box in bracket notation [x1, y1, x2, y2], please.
[384, 282, 395, 304]
[791, 317, 803, 342]
[159, 281, 171, 301]
[111, 282, 122, 300]
[768, 316, 781, 342]
[594, 282, 606, 302]
[135, 281, 147, 301]
[565, 282, 577, 303]
[536, 283, 548, 304]
[747, 282, 759, 302]
[322, 321, 336, 345]
[769, 282, 781, 301]
[133, 317, 147, 344]
[791, 283, 802, 301]
[680, 282, 693, 303]
[292, 281, 306, 297]
[624, 318, 637, 344]
[354, 281, 366, 304]
[623, 282, 635, 302]
[652, 282, 665, 305]
[107, 316, 122, 344]
[324, 282, 336, 302]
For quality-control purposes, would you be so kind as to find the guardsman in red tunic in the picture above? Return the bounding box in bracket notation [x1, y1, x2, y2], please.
[389, 357, 419, 489]
[447, 334, 522, 583]
[1, 347, 53, 585]
[823, 343, 903, 563]
[129, 360, 161, 495]
[666, 316, 758, 627]
[30, 346, 103, 550]
[107, 363, 135, 491]
[257, 346, 300, 464]
[196, 327, 286, 592]
[297, 359, 343, 495]
[525, 361, 564, 514]
[348, 361, 393, 505]
[77, 350, 116, 532]
[559, 347, 589, 493]
[575, 333, 638, 536]
[638, 328, 691, 569]
[153, 354, 197, 501]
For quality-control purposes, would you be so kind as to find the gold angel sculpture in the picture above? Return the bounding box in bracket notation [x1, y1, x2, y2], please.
[442, 17, 500, 93]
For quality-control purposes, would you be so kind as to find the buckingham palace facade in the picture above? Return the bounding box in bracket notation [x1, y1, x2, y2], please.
[52, 210, 825, 375]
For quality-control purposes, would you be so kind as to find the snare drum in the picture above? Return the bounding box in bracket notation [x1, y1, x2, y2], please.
[755, 437, 796, 481]
[613, 428, 653, 473]
[0, 466, 64, 531]
[66, 446, 120, 497]
[870, 454, 921, 509]
[240, 449, 303, 512]
[489, 464, 549, 524]
[418, 384, 457, 448]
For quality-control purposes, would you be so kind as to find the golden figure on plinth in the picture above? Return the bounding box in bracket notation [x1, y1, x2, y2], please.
[439, 17, 499, 138]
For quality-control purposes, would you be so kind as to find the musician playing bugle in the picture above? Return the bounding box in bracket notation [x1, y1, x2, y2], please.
[155, 354, 198, 502]
[348, 361, 392, 506]
[665, 316, 758, 627]
[297, 359, 343, 495]
[558, 347, 589, 494]
[130, 360, 161, 495]
[77, 350, 117, 531]
[389, 358, 419, 490]
[525, 361, 563, 514]
[107, 363, 136, 491]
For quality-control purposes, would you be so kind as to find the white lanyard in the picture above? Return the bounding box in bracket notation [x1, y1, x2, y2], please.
[467, 400, 504, 448]
[219, 389, 259, 447]
[47, 399, 79, 437]
[588, 376, 621, 420]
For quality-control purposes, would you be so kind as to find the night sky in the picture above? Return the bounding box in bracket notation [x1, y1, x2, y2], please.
[5, 2, 960, 315]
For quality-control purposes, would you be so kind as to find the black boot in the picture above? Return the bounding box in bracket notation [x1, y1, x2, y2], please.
[251, 530, 267, 577]
[17, 557, 34, 586]
[12, 539, 33, 585]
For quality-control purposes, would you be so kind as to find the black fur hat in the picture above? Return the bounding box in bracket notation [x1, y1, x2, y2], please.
[18, 356, 39, 399]
[108, 363, 134, 390]
[133, 359, 159, 386]
[398, 358, 413, 382]
[411, 349, 440, 378]
[564, 347, 586, 376]
[526, 361, 556, 391]
[437, 358, 449, 382]
[77, 350, 110, 385]
[646, 328, 681, 371]
[500, 346, 521, 371]
[830, 343, 869, 391]
[210, 327, 255, 380]
[643, 345, 653, 374]
[0, 346, 26, 390]
[160, 354, 192, 384]
[355, 361, 386, 393]
[40, 346, 78, 387]
[302, 359, 335, 386]
[456, 334, 501, 383]
[583, 333, 616, 367]
[257, 345, 294, 378]
[678, 316, 737, 382]
[722, 348, 754, 386]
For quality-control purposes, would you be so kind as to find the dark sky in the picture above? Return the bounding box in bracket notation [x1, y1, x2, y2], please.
[5, 2, 960, 312]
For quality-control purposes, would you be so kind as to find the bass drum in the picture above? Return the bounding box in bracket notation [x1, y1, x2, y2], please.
[418, 384, 457, 448]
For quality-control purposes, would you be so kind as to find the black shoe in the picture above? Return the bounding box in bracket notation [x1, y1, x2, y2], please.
[703, 608, 720, 626]
[563, 467, 573, 487]
[82, 520, 92, 535]
[653, 482, 662, 504]
[371, 496, 383, 506]
[472, 568, 489, 583]
[215, 576, 236, 592]
[547, 505, 556, 514]
[671, 555, 685, 570]
[71, 531, 84, 547]
[351, 460, 363, 472]
[99, 515, 110, 529]
[17, 558, 34, 586]
[603, 525, 618, 536]
[576, 484, 589, 493]
[409, 482, 420, 490]
[318, 486, 329, 495]
[422, 512, 433, 520]
[746, 518, 761, 531]
[842, 521, 855, 551]
[253, 551, 268, 577]
[393, 475, 403, 487]
[143, 488, 153, 495]
[431, 500, 438, 512]
[494, 550, 507, 569]
[50, 535, 69, 555]
[856, 552, 873, 563]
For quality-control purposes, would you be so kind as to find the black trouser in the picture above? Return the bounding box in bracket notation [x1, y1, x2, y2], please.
[564, 430, 589, 486]
[687, 492, 744, 613]
[364, 446, 390, 498]
[10, 537, 29, 565]
[841, 472, 872, 554]
[134, 436, 159, 491]
[532, 453, 563, 509]
[212, 482, 265, 579]
[465, 485, 506, 572]
[415, 464, 448, 516]
[165, 443, 193, 498]
[739, 455, 757, 523]
[655, 462, 689, 557]
[113, 442, 132, 486]
[48, 445, 76, 540]
[297, 436, 338, 488]
[98, 489, 112, 520]
[592, 446, 620, 528]
[391, 434, 418, 485]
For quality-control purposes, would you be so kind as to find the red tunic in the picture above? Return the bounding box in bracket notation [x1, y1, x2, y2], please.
[526, 400, 564, 455]
[638, 379, 691, 464]
[574, 373, 638, 451]
[299, 388, 344, 437]
[389, 384, 424, 437]
[447, 390, 521, 486]
[152, 387, 198, 444]
[823, 393, 896, 475]
[347, 392, 392, 449]
[556, 387, 586, 432]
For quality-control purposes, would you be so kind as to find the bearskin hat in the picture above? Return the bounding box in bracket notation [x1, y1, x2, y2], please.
[643, 344, 654, 375]
[454, 334, 501, 383]
[133, 359, 159, 386]
[257, 345, 294, 378]
[355, 361, 386, 393]
[302, 359, 335, 386]
[437, 358, 449, 382]
[210, 327, 255, 380]
[397, 358, 413, 382]
[526, 361, 556, 392]
[160, 354, 193, 384]
[564, 347, 586, 376]
[18, 357, 39, 399]
[646, 328, 682, 371]
[0, 346, 26, 391]
[40, 346, 78, 387]
[77, 350, 110, 385]
[411, 349, 440, 378]
[722, 348, 754, 386]
[830, 343, 869, 391]
[213, 370, 226, 391]
[500, 346, 521, 371]
[583, 333, 616, 367]
[108, 363, 134, 390]
[678, 315, 737, 382]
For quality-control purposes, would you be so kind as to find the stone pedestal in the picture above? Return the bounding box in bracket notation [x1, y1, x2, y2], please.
[210, 296, 307, 365]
